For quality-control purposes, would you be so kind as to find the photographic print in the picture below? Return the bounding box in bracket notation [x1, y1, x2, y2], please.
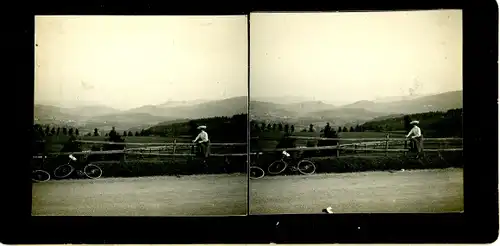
[249, 11, 463, 214]
[32, 15, 248, 216]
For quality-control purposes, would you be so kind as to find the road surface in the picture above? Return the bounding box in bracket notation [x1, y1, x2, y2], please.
[32, 174, 247, 216]
[250, 168, 463, 214]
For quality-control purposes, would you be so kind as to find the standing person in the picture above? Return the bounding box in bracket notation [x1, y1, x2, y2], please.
[193, 125, 210, 160]
[406, 120, 424, 158]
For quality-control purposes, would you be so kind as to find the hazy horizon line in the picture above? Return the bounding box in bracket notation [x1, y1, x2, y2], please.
[35, 88, 461, 111]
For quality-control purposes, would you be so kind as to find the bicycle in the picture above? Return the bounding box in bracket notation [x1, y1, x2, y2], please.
[32, 155, 51, 182]
[267, 150, 316, 175]
[53, 151, 103, 179]
[249, 152, 265, 179]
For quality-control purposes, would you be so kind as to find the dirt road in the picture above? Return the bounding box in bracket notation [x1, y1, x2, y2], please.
[32, 174, 247, 216]
[250, 168, 463, 214]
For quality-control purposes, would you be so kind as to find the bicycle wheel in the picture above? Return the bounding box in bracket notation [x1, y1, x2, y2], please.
[268, 160, 288, 175]
[32, 170, 51, 182]
[84, 164, 103, 179]
[53, 164, 75, 179]
[297, 159, 316, 175]
[250, 166, 265, 179]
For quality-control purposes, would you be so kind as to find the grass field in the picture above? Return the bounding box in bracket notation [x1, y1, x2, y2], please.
[253, 131, 407, 150]
[43, 135, 190, 153]
[32, 174, 247, 216]
[252, 131, 461, 152]
[250, 168, 463, 214]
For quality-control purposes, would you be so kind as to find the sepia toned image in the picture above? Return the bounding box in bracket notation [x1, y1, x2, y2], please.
[32, 15, 248, 216]
[249, 11, 463, 214]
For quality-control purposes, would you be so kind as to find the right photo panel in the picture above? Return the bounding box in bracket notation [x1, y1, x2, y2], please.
[249, 11, 463, 214]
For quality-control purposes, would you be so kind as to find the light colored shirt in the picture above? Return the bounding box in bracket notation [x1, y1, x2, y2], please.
[406, 126, 423, 138]
[194, 130, 209, 142]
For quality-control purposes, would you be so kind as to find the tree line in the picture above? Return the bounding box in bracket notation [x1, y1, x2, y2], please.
[250, 121, 297, 134]
[361, 108, 463, 137]
[33, 124, 81, 137]
[250, 121, 366, 134]
[147, 114, 247, 144]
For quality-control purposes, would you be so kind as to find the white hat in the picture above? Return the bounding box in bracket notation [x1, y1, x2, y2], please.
[410, 120, 419, 125]
[197, 125, 207, 129]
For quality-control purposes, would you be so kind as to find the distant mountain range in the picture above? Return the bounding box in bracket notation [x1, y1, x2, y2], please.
[250, 90, 462, 127]
[34, 90, 462, 132]
[34, 96, 248, 132]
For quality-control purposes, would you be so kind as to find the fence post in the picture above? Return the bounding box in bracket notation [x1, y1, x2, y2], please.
[385, 134, 389, 156]
[172, 139, 177, 163]
[404, 140, 408, 156]
[336, 142, 340, 157]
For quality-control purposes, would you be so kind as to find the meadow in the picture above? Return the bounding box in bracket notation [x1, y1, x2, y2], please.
[253, 130, 462, 152]
[43, 135, 189, 152]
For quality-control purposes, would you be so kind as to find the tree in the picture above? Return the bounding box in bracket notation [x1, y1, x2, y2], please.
[44, 126, 50, 136]
[284, 124, 289, 134]
[135, 131, 140, 136]
[338, 126, 342, 133]
[278, 123, 283, 131]
[403, 115, 412, 132]
[140, 129, 145, 136]
[308, 124, 314, 132]
[123, 131, 127, 137]
[272, 123, 277, 131]
[105, 133, 109, 137]
[86, 132, 92, 136]
[324, 122, 331, 137]
[128, 131, 133, 136]
[290, 125, 295, 133]
[343, 126, 348, 132]
[75, 129, 79, 135]
[267, 123, 272, 131]
[301, 128, 307, 132]
[68, 128, 74, 135]
[350, 126, 354, 132]
[62, 127, 68, 135]
[56, 127, 60, 136]
[260, 123, 266, 131]
[93, 128, 99, 136]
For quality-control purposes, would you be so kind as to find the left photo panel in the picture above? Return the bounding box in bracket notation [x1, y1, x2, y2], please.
[32, 15, 249, 216]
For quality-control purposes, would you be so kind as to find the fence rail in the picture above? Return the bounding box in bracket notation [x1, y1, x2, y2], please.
[256, 137, 463, 157]
[48, 140, 248, 158]
[75, 140, 246, 146]
[253, 136, 463, 141]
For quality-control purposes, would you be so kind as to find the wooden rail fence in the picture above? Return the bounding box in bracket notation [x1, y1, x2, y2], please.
[45, 138, 463, 158]
[45, 140, 249, 157]
[252, 136, 463, 157]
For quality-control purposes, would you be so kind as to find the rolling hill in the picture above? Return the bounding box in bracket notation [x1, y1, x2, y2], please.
[361, 108, 462, 137]
[34, 96, 248, 132]
[126, 96, 247, 118]
[250, 90, 462, 128]
[340, 90, 462, 114]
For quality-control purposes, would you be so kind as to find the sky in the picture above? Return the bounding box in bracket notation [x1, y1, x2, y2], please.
[35, 16, 248, 110]
[250, 10, 463, 105]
